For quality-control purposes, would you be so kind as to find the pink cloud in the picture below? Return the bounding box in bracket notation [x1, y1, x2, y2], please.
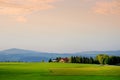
[0, 0, 59, 15]
[0, 0, 60, 22]
[79, 0, 120, 15]
[93, 0, 120, 15]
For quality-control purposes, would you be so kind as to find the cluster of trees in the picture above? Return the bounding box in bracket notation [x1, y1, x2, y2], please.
[70, 56, 98, 64]
[96, 54, 120, 65]
[70, 54, 120, 65]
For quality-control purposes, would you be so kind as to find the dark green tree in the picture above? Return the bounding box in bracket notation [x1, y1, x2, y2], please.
[49, 58, 52, 62]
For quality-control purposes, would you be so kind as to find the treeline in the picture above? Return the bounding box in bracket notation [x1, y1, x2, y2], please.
[70, 56, 98, 64]
[70, 54, 120, 65]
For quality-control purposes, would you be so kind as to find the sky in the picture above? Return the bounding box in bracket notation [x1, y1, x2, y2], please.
[0, 0, 120, 53]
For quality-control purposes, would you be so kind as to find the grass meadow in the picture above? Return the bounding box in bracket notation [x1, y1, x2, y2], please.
[0, 62, 120, 80]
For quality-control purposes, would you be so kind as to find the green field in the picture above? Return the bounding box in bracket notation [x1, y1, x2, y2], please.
[0, 62, 120, 80]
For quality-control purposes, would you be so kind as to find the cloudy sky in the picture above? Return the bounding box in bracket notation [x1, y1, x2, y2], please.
[0, 0, 120, 53]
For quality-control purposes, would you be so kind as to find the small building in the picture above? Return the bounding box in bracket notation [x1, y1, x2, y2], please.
[59, 58, 69, 63]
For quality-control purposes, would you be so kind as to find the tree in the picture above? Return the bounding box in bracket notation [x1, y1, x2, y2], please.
[89, 57, 94, 64]
[70, 56, 73, 63]
[109, 56, 120, 65]
[76, 56, 80, 63]
[49, 58, 52, 62]
[104, 56, 109, 64]
[96, 54, 109, 65]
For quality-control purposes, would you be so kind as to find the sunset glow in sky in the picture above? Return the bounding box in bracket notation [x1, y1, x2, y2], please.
[0, 0, 120, 53]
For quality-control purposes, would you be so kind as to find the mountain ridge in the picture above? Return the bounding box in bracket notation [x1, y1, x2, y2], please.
[1, 48, 120, 54]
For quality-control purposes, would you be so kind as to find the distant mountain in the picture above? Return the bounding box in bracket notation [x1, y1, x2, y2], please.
[2, 48, 36, 54]
[0, 48, 120, 62]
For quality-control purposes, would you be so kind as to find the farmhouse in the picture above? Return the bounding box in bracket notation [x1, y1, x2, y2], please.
[59, 58, 69, 63]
